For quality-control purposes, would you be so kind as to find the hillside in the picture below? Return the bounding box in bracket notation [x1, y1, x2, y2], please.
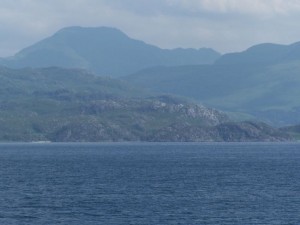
[125, 56, 300, 126]
[0, 26, 220, 77]
[216, 42, 300, 65]
[0, 67, 290, 142]
[280, 125, 300, 140]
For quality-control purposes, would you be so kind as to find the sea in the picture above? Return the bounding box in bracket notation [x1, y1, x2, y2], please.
[0, 142, 300, 225]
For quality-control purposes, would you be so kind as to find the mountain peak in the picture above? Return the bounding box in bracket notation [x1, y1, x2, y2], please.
[54, 26, 127, 37]
[0, 26, 220, 76]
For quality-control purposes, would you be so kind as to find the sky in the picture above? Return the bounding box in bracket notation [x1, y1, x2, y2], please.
[1, 0, 300, 57]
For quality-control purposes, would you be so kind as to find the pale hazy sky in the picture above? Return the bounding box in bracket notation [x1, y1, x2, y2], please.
[1, 0, 300, 57]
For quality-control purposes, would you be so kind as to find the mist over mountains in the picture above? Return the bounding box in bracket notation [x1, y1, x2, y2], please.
[0, 26, 299, 141]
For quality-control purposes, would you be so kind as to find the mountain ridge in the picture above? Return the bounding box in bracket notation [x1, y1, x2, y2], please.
[0, 26, 220, 77]
[125, 55, 300, 126]
[1, 26, 300, 131]
[215, 41, 300, 65]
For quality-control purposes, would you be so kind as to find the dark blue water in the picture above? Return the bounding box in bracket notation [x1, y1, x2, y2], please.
[0, 143, 300, 224]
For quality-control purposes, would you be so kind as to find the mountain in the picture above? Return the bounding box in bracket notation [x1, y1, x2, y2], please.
[215, 42, 300, 65]
[124, 41, 300, 126]
[0, 26, 220, 77]
[0, 66, 290, 142]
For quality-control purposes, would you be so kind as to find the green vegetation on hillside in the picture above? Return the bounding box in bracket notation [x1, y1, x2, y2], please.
[0, 67, 290, 142]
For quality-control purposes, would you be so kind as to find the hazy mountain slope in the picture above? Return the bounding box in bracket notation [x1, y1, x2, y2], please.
[215, 42, 300, 65]
[125, 64, 265, 101]
[0, 66, 290, 142]
[124, 59, 300, 126]
[0, 26, 220, 77]
[0, 67, 144, 100]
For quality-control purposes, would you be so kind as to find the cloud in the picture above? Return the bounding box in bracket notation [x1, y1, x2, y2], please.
[1, 0, 300, 56]
[167, 0, 300, 16]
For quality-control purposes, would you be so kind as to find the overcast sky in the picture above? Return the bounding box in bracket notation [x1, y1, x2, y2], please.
[1, 0, 300, 57]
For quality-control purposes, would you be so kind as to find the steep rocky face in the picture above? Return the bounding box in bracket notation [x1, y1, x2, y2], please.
[49, 97, 231, 142]
[82, 97, 229, 126]
[47, 98, 291, 142]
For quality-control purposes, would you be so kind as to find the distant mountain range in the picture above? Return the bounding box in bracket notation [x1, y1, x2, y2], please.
[125, 42, 300, 126]
[0, 26, 300, 135]
[216, 42, 300, 65]
[0, 26, 220, 77]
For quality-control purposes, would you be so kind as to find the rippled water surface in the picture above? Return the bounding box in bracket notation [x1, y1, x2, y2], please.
[0, 143, 300, 224]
